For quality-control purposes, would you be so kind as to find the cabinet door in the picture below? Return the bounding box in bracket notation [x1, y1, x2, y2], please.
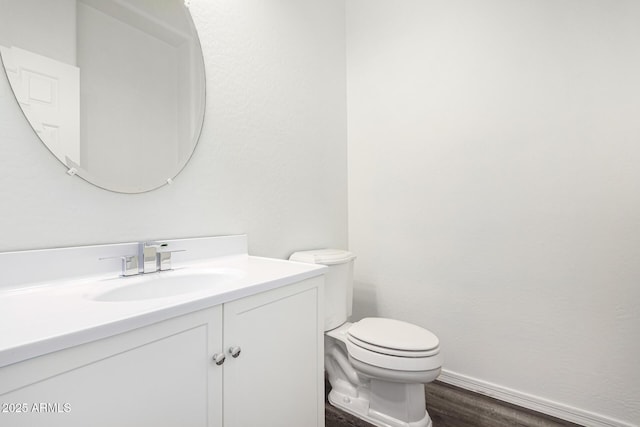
[0, 306, 223, 427]
[223, 277, 324, 427]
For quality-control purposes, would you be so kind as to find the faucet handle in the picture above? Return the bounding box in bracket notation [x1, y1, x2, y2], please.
[157, 249, 186, 271]
[99, 255, 139, 277]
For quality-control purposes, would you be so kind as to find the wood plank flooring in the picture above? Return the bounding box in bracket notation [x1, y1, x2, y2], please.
[325, 381, 584, 427]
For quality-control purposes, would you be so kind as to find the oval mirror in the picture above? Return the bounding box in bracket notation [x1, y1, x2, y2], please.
[0, 0, 205, 193]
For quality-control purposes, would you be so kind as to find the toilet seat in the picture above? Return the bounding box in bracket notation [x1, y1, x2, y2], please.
[348, 318, 439, 353]
[348, 335, 440, 358]
[345, 318, 442, 372]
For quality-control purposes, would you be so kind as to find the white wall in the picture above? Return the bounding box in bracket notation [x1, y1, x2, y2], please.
[0, 0, 347, 258]
[347, 0, 640, 426]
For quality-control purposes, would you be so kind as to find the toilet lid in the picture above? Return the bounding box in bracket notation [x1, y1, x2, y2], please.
[347, 318, 439, 356]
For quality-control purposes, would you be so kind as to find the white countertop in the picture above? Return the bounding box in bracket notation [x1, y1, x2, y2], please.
[0, 253, 325, 368]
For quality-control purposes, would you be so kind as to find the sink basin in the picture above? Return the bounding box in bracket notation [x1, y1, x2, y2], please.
[92, 268, 244, 302]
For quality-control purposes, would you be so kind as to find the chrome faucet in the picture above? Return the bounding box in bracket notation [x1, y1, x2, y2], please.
[100, 241, 183, 278]
[139, 241, 166, 274]
[139, 241, 184, 274]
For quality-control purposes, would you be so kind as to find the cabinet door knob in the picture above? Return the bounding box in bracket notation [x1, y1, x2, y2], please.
[228, 346, 242, 358]
[212, 353, 226, 366]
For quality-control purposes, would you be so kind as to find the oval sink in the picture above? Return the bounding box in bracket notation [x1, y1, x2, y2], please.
[92, 268, 244, 302]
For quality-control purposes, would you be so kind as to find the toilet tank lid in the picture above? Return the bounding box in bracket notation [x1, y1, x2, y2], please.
[289, 249, 356, 265]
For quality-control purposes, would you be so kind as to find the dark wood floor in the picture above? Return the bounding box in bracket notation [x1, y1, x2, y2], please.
[325, 381, 583, 427]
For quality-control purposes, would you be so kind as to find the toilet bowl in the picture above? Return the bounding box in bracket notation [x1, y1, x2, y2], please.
[326, 319, 442, 427]
[289, 249, 443, 427]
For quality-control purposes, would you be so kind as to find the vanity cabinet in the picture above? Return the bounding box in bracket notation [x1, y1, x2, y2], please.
[223, 276, 323, 427]
[0, 277, 324, 427]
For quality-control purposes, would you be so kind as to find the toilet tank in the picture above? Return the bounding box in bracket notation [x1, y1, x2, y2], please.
[289, 249, 356, 331]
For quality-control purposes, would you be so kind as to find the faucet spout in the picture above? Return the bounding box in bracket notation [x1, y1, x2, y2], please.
[139, 241, 167, 274]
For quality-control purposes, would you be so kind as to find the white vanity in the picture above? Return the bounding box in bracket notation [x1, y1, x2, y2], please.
[0, 236, 325, 427]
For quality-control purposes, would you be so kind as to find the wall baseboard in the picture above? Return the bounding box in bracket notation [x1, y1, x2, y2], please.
[437, 370, 635, 427]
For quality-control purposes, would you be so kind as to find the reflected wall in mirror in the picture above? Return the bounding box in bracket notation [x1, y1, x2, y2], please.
[0, 0, 206, 193]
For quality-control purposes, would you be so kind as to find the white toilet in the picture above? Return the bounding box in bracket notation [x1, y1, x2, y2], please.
[289, 249, 443, 427]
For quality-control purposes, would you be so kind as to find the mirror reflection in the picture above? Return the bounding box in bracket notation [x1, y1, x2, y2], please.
[0, 0, 206, 193]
